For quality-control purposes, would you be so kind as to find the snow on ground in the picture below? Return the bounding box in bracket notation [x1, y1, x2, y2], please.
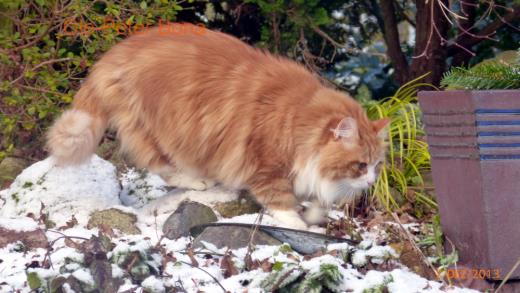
[0, 155, 481, 292]
[0, 216, 39, 232]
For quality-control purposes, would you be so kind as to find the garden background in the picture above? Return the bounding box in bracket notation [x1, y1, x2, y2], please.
[1, 1, 520, 292]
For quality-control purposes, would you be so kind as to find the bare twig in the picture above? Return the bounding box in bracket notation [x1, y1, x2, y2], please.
[446, 2, 520, 56]
[43, 231, 90, 269]
[10, 57, 73, 85]
[244, 204, 267, 271]
[16, 84, 65, 96]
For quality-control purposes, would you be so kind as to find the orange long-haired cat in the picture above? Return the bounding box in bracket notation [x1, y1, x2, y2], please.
[47, 23, 389, 229]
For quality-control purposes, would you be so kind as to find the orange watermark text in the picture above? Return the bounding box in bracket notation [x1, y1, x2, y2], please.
[445, 268, 501, 280]
[59, 18, 206, 38]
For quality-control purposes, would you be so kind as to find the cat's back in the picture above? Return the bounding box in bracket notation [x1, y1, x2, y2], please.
[97, 24, 265, 75]
[91, 23, 319, 119]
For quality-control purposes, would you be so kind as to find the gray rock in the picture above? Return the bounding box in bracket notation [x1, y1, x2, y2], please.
[0, 157, 29, 188]
[87, 208, 140, 234]
[192, 223, 356, 254]
[193, 225, 282, 249]
[163, 201, 217, 239]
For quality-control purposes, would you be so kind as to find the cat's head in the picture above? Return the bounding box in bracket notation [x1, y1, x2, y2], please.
[293, 108, 390, 206]
[318, 115, 390, 191]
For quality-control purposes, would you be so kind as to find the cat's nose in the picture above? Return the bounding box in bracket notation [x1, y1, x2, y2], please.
[367, 179, 375, 186]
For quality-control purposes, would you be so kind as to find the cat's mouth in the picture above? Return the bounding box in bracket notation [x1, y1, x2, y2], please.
[315, 179, 362, 206]
[346, 180, 373, 190]
[340, 175, 375, 190]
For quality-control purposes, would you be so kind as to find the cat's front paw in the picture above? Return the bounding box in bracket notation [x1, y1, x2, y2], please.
[302, 205, 327, 225]
[271, 210, 308, 230]
[186, 179, 216, 191]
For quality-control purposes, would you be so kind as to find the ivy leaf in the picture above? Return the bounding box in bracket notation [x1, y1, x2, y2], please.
[26, 272, 42, 289]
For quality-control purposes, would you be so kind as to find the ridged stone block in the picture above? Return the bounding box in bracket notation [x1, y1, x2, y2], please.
[419, 90, 520, 280]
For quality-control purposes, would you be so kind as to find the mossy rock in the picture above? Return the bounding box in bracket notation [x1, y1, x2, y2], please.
[0, 157, 29, 188]
[88, 208, 140, 234]
[213, 191, 262, 218]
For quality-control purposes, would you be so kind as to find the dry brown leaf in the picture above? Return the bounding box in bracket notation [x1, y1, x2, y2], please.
[399, 212, 417, 225]
[98, 224, 116, 238]
[259, 258, 273, 272]
[58, 215, 78, 230]
[366, 211, 386, 230]
[162, 252, 177, 269]
[220, 251, 239, 278]
[64, 238, 81, 249]
[187, 247, 199, 267]
[244, 253, 254, 271]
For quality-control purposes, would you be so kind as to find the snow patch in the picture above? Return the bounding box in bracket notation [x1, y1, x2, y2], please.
[0, 155, 120, 226]
[0, 216, 39, 232]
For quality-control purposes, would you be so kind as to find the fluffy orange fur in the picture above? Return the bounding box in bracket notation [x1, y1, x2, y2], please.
[47, 24, 389, 228]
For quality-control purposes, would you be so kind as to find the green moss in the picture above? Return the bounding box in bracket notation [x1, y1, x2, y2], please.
[11, 192, 19, 203]
[22, 181, 33, 188]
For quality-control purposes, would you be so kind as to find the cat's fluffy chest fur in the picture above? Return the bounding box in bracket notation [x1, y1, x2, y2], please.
[47, 23, 389, 229]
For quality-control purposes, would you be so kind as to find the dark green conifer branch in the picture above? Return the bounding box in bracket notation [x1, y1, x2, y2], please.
[441, 49, 520, 90]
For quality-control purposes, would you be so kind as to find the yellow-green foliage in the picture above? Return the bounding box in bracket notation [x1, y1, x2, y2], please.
[0, 0, 188, 160]
[364, 74, 437, 213]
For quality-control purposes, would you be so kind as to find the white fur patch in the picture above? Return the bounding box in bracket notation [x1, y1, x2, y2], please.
[65, 110, 93, 135]
[293, 155, 321, 199]
[48, 109, 98, 165]
[164, 172, 216, 191]
[345, 164, 378, 189]
[270, 210, 308, 230]
[293, 155, 378, 207]
[302, 202, 327, 225]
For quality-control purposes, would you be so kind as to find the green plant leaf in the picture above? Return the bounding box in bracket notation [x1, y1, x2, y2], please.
[26, 271, 42, 289]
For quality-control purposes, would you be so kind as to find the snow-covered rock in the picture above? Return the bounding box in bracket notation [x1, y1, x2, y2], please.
[0, 155, 120, 227]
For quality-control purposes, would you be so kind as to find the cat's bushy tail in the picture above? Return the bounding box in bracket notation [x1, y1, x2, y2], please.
[47, 85, 107, 166]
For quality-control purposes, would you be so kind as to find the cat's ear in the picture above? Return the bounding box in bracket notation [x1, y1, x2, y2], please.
[372, 117, 391, 139]
[331, 117, 359, 143]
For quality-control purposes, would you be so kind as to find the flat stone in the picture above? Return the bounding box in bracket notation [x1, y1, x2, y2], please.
[193, 226, 282, 249]
[87, 208, 140, 234]
[162, 201, 217, 239]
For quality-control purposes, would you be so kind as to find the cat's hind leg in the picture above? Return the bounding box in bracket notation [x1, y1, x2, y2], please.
[116, 119, 215, 191]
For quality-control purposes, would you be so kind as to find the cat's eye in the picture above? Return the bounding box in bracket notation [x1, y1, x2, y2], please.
[358, 162, 367, 170]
